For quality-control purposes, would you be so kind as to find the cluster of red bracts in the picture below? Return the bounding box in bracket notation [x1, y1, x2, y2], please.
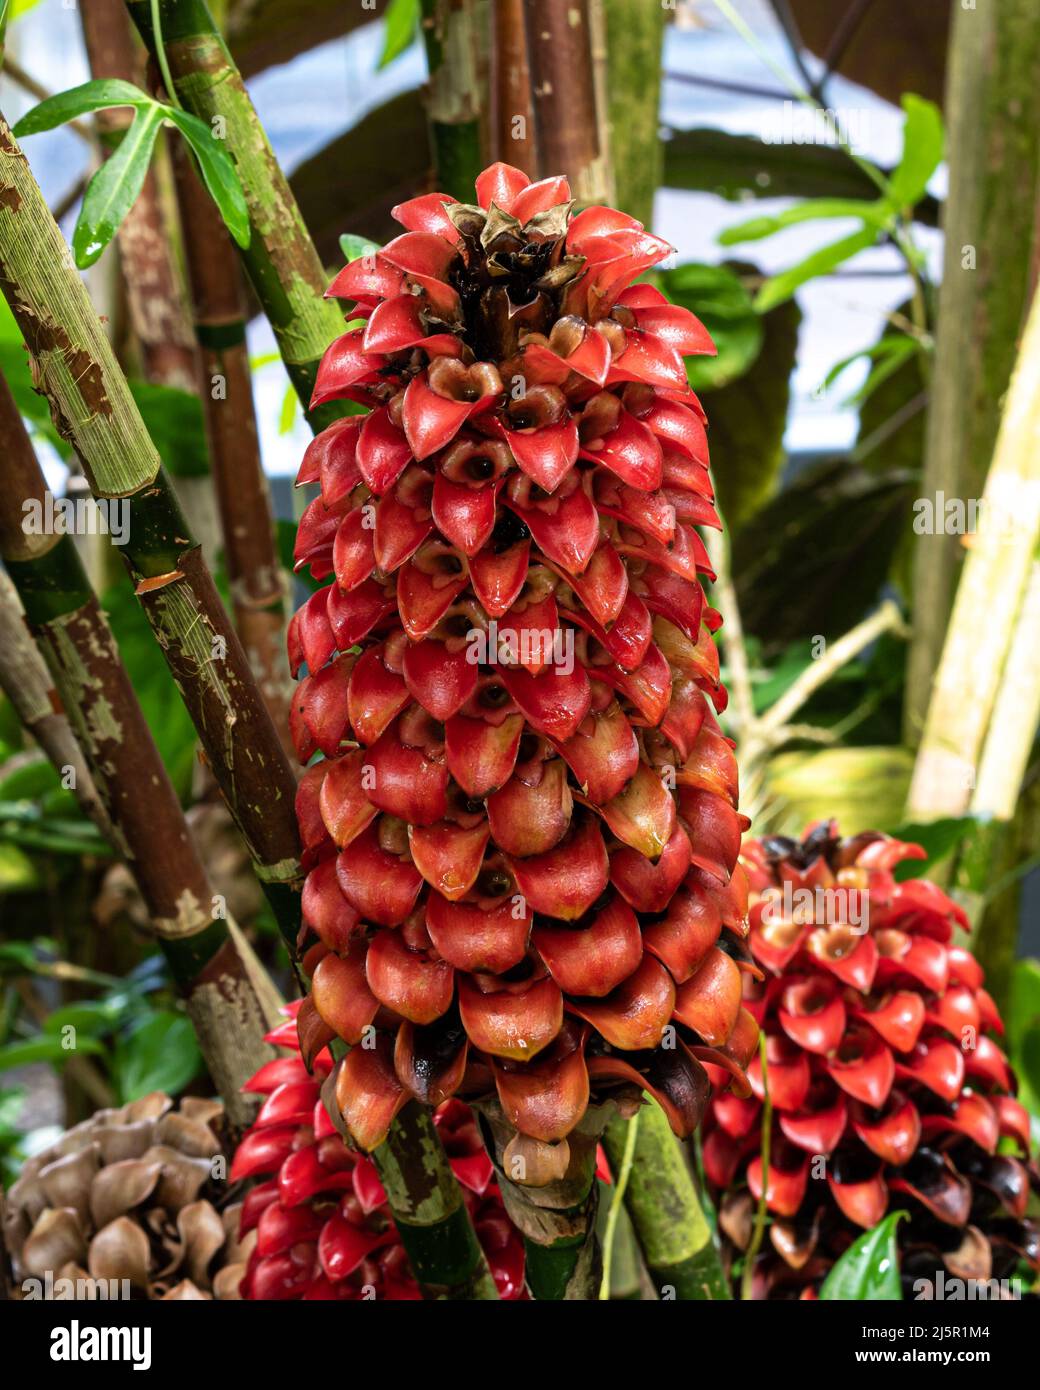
[287, 162, 757, 1180]
[232, 1006, 525, 1299]
[702, 826, 1039, 1298]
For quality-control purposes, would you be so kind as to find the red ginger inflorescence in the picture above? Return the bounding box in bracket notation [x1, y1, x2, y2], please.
[702, 824, 1039, 1298]
[233, 1005, 525, 1299]
[288, 161, 757, 1183]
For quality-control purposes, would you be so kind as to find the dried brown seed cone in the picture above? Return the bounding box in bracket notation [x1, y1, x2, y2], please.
[4, 1092, 253, 1300]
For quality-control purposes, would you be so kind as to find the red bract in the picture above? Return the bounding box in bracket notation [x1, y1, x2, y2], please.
[702, 824, 1040, 1298]
[289, 162, 755, 1182]
[236, 1007, 525, 1300]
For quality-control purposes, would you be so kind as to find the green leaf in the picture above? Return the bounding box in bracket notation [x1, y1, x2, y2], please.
[44, 1000, 121, 1038]
[1007, 959, 1040, 1057]
[12, 78, 153, 137]
[755, 227, 878, 312]
[339, 233, 381, 263]
[845, 337, 919, 409]
[165, 108, 251, 249]
[113, 1010, 202, 1102]
[130, 381, 210, 477]
[654, 262, 763, 392]
[719, 198, 889, 247]
[0, 841, 38, 891]
[379, 0, 419, 68]
[888, 95, 944, 209]
[0, 1034, 104, 1071]
[820, 1211, 905, 1300]
[72, 104, 164, 268]
[278, 381, 298, 435]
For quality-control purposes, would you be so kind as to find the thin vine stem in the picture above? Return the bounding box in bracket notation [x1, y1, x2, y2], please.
[741, 1030, 771, 1300]
[150, 0, 182, 108]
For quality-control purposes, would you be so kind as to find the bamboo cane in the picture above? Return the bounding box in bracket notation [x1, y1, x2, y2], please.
[170, 141, 294, 746]
[602, 1104, 731, 1300]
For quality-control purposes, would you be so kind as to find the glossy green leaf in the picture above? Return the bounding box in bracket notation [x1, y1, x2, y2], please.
[819, 1211, 905, 1300]
[719, 198, 889, 247]
[883, 818, 978, 879]
[888, 95, 944, 209]
[72, 104, 164, 268]
[755, 226, 878, 312]
[113, 1010, 202, 1102]
[380, 0, 419, 67]
[165, 108, 251, 248]
[12, 78, 153, 137]
[0, 841, 38, 891]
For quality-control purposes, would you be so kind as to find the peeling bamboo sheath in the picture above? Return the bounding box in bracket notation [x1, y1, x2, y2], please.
[907, 288, 1040, 820]
[0, 375, 277, 1126]
[170, 142, 294, 745]
[0, 112, 303, 953]
[125, 0, 345, 422]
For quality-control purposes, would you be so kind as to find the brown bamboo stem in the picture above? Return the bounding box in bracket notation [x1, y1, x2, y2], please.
[489, 0, 536, 174]
[170, 141, 293, 746]
[521, 0, 609, 200]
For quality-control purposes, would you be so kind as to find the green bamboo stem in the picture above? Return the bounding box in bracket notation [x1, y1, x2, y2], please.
[124, 0, 344, 421]
[602, 0, 664, 229]
[602, 1103, 731, 1300]
[905, 0, 1040, 741]
[372, 1102, 499, 1301]
[420, 0, 484, 198]
[0, 111, 303, 956]
[0, 372, 279, 1128]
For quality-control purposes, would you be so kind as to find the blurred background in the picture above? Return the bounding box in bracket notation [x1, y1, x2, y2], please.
[0, 0, 1038, 1176]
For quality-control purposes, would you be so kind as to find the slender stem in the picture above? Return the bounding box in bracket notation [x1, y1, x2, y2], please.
[598, 1108, 638, 1299]
[905, 0, 1040, 742]
[741, 1030, 771, 1301]
[602, 0, 661, 227]
[150, 0, 182, 108]
[370, 1101, 499, 1301]
[602, 1103, 731, 1300]
[81, 0, 198, 396]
